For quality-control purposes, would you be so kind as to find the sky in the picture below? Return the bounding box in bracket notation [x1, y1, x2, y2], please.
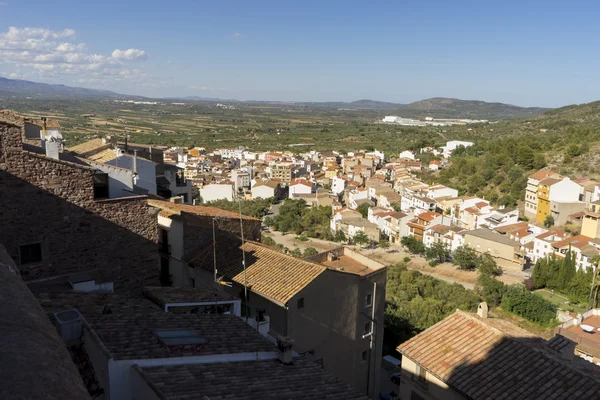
[0, 0, 599, 107]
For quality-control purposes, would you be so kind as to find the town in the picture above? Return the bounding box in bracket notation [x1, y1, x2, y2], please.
[3, 110, 600, 400]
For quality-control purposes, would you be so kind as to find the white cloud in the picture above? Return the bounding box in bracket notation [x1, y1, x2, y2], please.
[111, 48, 147, 61]
[230, 33, 245, 39]
[0, 26, 152, 88]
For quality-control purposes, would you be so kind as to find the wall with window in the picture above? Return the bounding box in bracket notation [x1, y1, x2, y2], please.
[0, 118, 158, 288]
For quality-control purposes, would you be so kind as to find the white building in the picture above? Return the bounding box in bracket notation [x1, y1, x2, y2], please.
[231, 169, 251, 192]
[332, 176, 346, 195]
[441, 141, 474, 158]
[200, 183, 234, 202]
[288, 179, 313, 199]
[426, 184, 458, 199]
[398, 150, 415, 160]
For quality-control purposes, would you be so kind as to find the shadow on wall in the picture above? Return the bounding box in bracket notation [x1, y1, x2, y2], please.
[0, 169, 159, 292]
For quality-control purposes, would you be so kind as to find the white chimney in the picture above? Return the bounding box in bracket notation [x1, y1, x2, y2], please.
[277, 336, 295, 364]
[45, 137, 60, 160]
[477, 302, 488, 319]
[170, 196, 183, 204]
[133, 149, 138, 173]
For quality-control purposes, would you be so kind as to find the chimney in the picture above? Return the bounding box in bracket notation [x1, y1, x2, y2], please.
[125, 136, 129, 152]
[277, 336, 295, 364]
[133, 150, 138, 173]
[477, 302, 488, 319]
[45, 137, 60, 160]
[102, 135, 111, 145]
[41, 117, 47, 133]
[170, 196, 183, 204]
[327, 252, 336, 262]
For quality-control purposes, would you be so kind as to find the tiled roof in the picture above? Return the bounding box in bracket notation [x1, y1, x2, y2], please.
[464, 228, 519, 247]
[494, 221, 529, 234]
[551, 235, 599, 250]
[134, 358, 368, 400]
[398, 311, 600, 400]
[529, 169, 560, 181]
[86, 148, 120, 163]
[539, 177, 562, 186]
[85, 312, 274, 360]
[290, 179, 312, 188]
[187, 241, 326, 306]
[25, 118, 62, 129]
[418, 211, 440, 221]
[142, 285, 238, 307]
[148, 199, 259, 221]
[68, 138, 107, 155]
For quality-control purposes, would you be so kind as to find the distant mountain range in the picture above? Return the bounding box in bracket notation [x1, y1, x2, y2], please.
[0, 76, 550, 120]
[0, 77, 119, 98]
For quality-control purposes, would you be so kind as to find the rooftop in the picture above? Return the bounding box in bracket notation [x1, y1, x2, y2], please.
[142, 285, 238, 308]
[529, 169, 560, 181]
[464, 228, 520, 247]
[134, 358, 367, 400]
[398, 310, 600, 400]
[187, 241, 326, 306]
[149, 199, 258, 221]
[68, 138, 109, 156]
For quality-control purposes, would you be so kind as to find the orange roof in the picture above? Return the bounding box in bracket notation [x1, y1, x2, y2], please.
[290, 179, 312, 188]
[539, 177, 561, 186]
[189, 241, 326, 305]
[529, 169, 560, 181]
[397, 311, 600, 399]
[418, 211, 441, 221]
[148, 199, 258, 221]
[551, 235, 597, 250]
[475, 201, 489, 208]
[535, 227, 568, 241]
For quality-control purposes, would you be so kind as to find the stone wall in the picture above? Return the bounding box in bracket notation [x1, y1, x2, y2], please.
[0, 117, 159, 290]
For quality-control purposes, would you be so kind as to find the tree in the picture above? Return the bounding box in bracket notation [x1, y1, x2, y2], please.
[400, 236, 425, 254]
[391, 202, 402, 212]
[357, 202, 370, 219]
[476, 275, 505, 307]
[544, 214, 555, 228]
[452, 246, 479, 271]
[303, 247, 318, 257]
[379, 239, 390, 250]
[334, 229, 346, 243]
[425, 242, 450, 267]
[352, 231, 369, 247]
[478, 253, 503, 277]
[501, 285, 556, 325]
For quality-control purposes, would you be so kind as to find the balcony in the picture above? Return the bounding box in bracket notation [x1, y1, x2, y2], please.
[159, 242, 171, 255]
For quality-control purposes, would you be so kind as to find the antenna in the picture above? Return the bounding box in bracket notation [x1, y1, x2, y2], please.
[213, 218, 217, 284]
[238, 197, 248, 322]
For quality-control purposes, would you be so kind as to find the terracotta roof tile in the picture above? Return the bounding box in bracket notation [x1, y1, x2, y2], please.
[135, 358, 368, 400]
[529, 169, 560, 181]
[68, 138, 108, 156]
[398, 311, 600, 399]
[142, 285, 238, 307]
[186, 241, 326, 305]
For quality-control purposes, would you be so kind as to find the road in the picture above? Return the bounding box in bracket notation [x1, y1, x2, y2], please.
[263, 231, 524, 291]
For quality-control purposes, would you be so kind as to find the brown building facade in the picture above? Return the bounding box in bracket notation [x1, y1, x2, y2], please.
[0, 113, 158, 290]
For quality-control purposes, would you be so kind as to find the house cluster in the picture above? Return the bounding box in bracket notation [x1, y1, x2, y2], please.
[382, 115, 489, 126]
[0, 111, 385, 399]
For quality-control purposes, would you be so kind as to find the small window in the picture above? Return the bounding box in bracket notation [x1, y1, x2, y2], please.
[361, 350, 368, 363]
[297, 297, 304, 309]
[155, 329, 206, 346]
[19, 243, 42, 265]
[364, 322, 371, 335]
[365, 293, 373, 307]
[415, 364, 427, 383]
[93, 173, 109, 199]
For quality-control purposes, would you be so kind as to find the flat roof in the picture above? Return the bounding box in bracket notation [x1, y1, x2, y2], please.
[464, 228, 519, 247]
[320, 255, 374, 276]
[142, 285, 238, 308]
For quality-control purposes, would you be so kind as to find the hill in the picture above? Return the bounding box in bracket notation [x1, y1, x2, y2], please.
[0, 77, 119, 98]
[396, 97, 550, 120]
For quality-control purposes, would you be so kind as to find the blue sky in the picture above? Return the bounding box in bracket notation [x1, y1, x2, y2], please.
[0, 0, 599, 107]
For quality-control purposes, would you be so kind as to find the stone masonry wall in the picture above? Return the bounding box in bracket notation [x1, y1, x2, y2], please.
[0, 117, 158, 290]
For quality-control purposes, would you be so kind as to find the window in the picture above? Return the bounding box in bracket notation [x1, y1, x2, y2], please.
[297, 297, 304, 309]
[19, 243, 42, 264]
[365, 293, 373, 307]
[93, 173, 109, 199]
[361, 350, 368, 363]
[155, 329, 206, 346]
[364, 322, 371, 335]
[412, 364, 427, 386]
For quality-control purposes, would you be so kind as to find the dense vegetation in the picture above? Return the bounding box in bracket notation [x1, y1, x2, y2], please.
[533, 252, 596, 305]
[384, 262, 480, 353]
[264, 199, 333, 239]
